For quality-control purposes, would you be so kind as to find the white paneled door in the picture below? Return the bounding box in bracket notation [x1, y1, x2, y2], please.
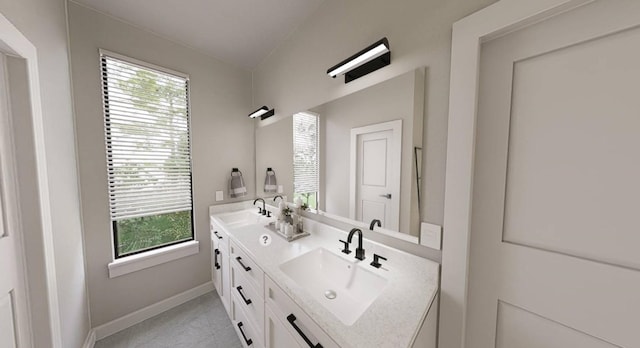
[350, 120, 401, 230]
[467, 1, 640, 347]
[0, 54, 31, 348]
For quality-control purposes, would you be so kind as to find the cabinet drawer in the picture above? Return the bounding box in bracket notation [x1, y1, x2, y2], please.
[265, 276, 338, 348]
[232, 295, 264, 348]
[231, 265, 264, 332]
[210, 218, 229, 251]
[230, 241, 264, 291]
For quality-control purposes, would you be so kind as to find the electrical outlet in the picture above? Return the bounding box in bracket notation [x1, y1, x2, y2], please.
[420, 222, 442, 250]
[277, 185, 283, 193]
[215, 191, 223, 201]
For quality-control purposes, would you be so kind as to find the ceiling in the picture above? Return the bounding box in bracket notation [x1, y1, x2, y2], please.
[71, 0, 325, 69]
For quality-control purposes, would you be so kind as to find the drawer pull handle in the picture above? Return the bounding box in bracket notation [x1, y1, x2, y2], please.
[236, 256, 252, 271]
[236, 286, 252, 305]
[287, 314, 323, 348]
[237, 322, 253, 346]
[213, 231, 223, 239]
[214, 249, 220, 270]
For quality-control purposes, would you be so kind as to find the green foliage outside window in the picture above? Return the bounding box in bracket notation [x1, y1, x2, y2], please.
[116, 211, 192, 256]
[294, 192, 317, 210]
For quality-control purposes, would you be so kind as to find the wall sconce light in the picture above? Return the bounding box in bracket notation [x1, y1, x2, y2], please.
[248, 106, 275, 120]
[327, 37, 390, 83]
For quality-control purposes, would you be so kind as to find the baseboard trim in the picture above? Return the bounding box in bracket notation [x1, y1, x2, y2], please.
[93, 281, 214, 340]
[82, 329, 96, 348]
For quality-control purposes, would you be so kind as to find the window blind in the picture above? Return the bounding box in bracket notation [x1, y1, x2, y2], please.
[292, 112, 319, 194]
[101, 53, 193, 221]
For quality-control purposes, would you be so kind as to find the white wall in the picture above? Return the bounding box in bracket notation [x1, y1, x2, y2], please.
[67, 2, 254, 326]
[0, 0, 91, 347]
[253, 0, 496, 226]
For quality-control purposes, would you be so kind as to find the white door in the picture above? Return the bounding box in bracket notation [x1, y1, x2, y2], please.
[0, 54, 32, 348]
[467, 1, 640, 347]
[350, 120, 401, 230]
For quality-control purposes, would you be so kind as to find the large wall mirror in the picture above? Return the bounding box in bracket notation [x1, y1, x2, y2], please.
[256, 68, 426, 243]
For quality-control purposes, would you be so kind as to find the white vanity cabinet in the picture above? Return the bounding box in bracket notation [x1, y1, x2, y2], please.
[210, 218, 231, 315]
[210, 208, 440, 348]
[264, 275, 339, 348]
[230, 240, 265, 348]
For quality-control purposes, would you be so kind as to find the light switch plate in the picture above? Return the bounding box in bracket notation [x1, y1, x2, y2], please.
[420, 222, 442, 250]
[215, 191, 223, 201]
[277, 185, 283, 193]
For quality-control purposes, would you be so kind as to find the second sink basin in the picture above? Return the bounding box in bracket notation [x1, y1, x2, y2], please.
[216, 209, 271, 228]
[279, 247, 388, 325]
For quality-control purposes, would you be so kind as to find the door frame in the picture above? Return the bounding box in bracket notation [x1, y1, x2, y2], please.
[0, 12, 63, 348]
[440, 0, 595, 347]
[349, 119, 402, 226]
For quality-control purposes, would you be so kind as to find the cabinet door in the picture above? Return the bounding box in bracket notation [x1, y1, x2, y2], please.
[219, 246, 231, 315]
[211, 238, 222, 293]
[264, 276, 339, 348]
[265, 307, 301, 348]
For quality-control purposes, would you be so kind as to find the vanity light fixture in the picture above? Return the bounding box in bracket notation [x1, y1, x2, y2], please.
[248, 106, 275, 120]
[327, 37, 390, 83]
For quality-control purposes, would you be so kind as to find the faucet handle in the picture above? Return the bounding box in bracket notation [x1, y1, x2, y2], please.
[257, 207, 263, 214]
[339, 240, 351, 254]
[266, 210, 272, 218]
[370, 254, 387, 268]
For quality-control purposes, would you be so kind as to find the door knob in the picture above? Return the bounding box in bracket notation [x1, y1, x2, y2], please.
[379, 193, 392, 199]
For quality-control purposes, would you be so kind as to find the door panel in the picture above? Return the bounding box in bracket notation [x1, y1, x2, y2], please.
[361, 137, 388, 186]
[357, 130, 393, 227]
[467, 1, 640, 347]
[361, 200, 386, 225]
[504, 26, 640, 270]
[0, 292, 17, 348]
[352, 120, 401, 230]
[495, 301, 617, 348]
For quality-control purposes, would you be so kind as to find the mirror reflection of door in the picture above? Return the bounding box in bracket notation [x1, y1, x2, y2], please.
[350, 120, 401, 230]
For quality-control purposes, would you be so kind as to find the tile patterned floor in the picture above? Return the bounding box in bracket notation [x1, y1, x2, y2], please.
[94, 291, 242, 348]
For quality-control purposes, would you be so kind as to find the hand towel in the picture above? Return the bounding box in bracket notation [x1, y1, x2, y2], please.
[264, 167, 277, 193]
[229, 168, 247, 198]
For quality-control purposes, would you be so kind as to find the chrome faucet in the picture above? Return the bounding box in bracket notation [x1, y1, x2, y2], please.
[253, 198, 266, 215]
[347, 228, 366, 261]
[369, 219, 381, 231]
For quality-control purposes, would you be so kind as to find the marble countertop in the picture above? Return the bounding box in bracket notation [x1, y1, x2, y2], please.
[210, 206, 439, 348]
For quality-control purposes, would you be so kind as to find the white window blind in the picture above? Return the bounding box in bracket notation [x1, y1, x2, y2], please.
[293, 112, 319, 194]
[101, 53, 193, 221]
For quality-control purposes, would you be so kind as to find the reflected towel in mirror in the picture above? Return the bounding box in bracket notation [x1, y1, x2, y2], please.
[264, 167, 277, 193]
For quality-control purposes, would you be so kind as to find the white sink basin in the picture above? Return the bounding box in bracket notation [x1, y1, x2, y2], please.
[216, 209, 271, 228]
[279, 247, 388, 325]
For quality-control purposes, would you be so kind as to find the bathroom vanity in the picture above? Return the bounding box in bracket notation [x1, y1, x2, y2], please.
[209, 202, 439, 348]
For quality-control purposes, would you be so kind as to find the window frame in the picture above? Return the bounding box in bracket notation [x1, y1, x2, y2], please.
[292, 111, 320, 209]
[99, 49, 196, 260]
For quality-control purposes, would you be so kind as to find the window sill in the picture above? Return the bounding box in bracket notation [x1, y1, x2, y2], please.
[108, 240, 199, 278]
